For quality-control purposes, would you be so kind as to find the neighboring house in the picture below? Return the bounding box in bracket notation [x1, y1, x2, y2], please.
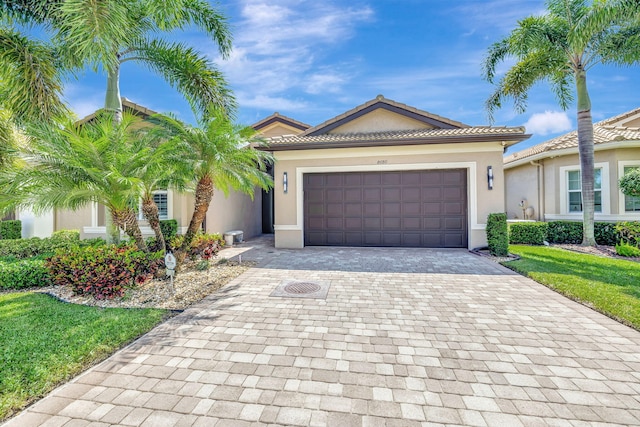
[18, 99, 265, 240]
[263, 95, 529, 249]
[504, 108, 640, 222]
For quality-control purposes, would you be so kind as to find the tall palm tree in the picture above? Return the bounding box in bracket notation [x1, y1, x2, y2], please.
[0, 112, 158, 251]
[483, 0, 640, 245]
[153, 111, 274, 258]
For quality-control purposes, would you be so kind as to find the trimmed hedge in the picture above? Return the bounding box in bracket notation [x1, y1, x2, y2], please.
[0, 236, 104, 259]
[0, 259, 51, 289]
[0, 220, 21, 239]
[546, 221, 619, 245]
[160, 219, 178, 241]
[509, 222, 548, 245]
[486, 213, 508, 256]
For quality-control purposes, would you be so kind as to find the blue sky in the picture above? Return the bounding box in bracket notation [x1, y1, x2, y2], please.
[63, 0, 640, 154]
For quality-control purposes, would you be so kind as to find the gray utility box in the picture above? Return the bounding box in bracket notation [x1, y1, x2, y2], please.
[223, 230, 243, 246]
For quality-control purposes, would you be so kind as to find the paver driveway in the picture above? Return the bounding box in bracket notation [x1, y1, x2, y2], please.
[5, 236, 640, 427]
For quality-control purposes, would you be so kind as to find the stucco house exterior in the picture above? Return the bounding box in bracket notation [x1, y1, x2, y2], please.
[18, 99, 265, 240]
[264, 95, 529, 249]
[504, 108, 640, 222]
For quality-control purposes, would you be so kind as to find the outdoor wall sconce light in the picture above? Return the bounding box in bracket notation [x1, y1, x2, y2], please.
[283, 172, 288, 194]
[487, 166, 494, 190]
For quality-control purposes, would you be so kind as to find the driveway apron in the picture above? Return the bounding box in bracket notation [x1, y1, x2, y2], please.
[5, 236, 640, 426]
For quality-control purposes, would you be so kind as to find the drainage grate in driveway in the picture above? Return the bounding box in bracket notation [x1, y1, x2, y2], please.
[270, 279, 330, 299]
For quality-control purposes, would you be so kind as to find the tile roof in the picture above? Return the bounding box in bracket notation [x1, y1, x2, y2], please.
[265, 126, 529, 150]
[301, 95, 470, 136]
[76, 98, 157, 124]
[251, 112, 310, 132]
[504, 109, 640, 165]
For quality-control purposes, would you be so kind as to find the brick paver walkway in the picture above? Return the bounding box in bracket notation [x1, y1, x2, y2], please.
[5, 236, 640, 426]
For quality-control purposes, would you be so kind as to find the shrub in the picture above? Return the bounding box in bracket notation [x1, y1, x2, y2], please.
[0, 236, 104, 259]
[160, 220, 178, 241]
[46, 245, 163, 300]
[594, 222, 617, 246]
[616, 221, 640, 247]
[615, 242, 640, 257]
[619, 168, 640, 197]
[51, 229, 80, 241]
[171, 233, 224, 259]
[0, 259, 52, 289]
[486, 213, 508, 256]
[547, 221, 583, 244]
[509, 222, 548, 245]
[0, 220, 21, 239]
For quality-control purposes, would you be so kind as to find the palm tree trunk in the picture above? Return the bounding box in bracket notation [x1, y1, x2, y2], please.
[104, 60, 123, 243]
[112, 208, 148, 252]
[180, 174, 214, 254]
[141, 195, 165, 252]
[575, 68, 596, 246]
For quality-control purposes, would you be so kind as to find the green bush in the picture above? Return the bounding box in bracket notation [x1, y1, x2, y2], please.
[486, 213, 508, 256]
[547, 221, 583, 244]
[160, 219, 178, 241]
[51, 229, 80, 241]
[619, 168, 640, 197]
[0, 220, 21, 239]
[547, 221, 628, 245]
[0, 259, 51, 289]
[0, 236, 104, 259]
[615, 242, 640, 257]
[594, 222, 617, 246]
[615, 221, 640, 247]
[509, 222, 548, 245]
[46, 245, 163, 300]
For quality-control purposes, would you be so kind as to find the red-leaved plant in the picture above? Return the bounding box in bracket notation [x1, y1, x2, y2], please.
[46, 245, 163, 299]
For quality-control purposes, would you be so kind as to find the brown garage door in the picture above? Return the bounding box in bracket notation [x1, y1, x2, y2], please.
[304, 170, 467, 247]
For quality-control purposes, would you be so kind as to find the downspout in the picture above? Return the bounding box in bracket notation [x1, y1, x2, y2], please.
[530, 161, 544, 221]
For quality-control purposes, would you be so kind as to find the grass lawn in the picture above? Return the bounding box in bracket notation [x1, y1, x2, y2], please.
[505, 245, 640, 329]
[0, 292, 170, 421]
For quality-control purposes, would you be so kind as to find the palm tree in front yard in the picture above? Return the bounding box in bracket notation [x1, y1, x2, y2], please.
[0, 113, 159, 251]
[153, 111, 274, 258]
[483, 0, 640, 245]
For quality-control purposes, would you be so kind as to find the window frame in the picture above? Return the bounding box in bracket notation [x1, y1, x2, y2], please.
[618, 161, 640, 214]
[138, 190, 171, 221]
[559, 163, 609, 215]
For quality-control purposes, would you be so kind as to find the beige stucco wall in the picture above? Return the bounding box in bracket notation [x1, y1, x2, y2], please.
[259, 123, 305, 138]
[504, 145, 640, 221]
[273, 142, 506, 249]
[328, 109, 434, 134]
[56, 205, 91, 233]
[504, 163, 541, 220]
[204, 188, 262, 239]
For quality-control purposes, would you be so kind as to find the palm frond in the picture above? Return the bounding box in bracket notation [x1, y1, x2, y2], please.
[128, 39, 236, 119]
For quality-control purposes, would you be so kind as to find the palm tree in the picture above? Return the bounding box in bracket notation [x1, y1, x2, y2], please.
[153, 111, 274, 258]
[483, 0, 640, 245]
[0, 112, 158, 251]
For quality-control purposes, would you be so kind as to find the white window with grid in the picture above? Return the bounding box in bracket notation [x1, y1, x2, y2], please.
[559, 163, 609, 215]
[139, 190, 170, 220]
[618, 161, 640, 215]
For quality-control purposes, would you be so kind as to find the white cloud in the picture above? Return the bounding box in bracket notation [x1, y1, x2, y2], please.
[524, 111, 572, 135]
[237, 93, 308, 111]
[213, 1, 374, 115]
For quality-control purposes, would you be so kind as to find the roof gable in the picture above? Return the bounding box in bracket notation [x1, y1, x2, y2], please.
[77, 98, 157, 125]
[252, 113, 309, 137]
[303, 95, 469, 136]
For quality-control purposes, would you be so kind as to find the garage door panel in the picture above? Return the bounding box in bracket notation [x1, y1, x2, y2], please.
[383, 217, 401, 229]
[382, 188, 401, 201]
[304, 170, 467, 247]
[363, 188, 381, 201]
[403, 217, 421, 229]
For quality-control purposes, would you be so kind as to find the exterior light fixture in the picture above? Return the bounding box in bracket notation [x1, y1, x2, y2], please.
[487, 166, 494, 190]
[283, 172, 288, 193]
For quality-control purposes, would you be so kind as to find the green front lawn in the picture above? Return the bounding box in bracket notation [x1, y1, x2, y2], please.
[0, 292, 169, 421]
[505, 245, 640, 329]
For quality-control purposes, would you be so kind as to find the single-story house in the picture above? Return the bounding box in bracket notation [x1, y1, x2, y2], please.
[504, 108, 640, 222]
[17, 99, 266, 240]
[264, 95, 530, 249]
